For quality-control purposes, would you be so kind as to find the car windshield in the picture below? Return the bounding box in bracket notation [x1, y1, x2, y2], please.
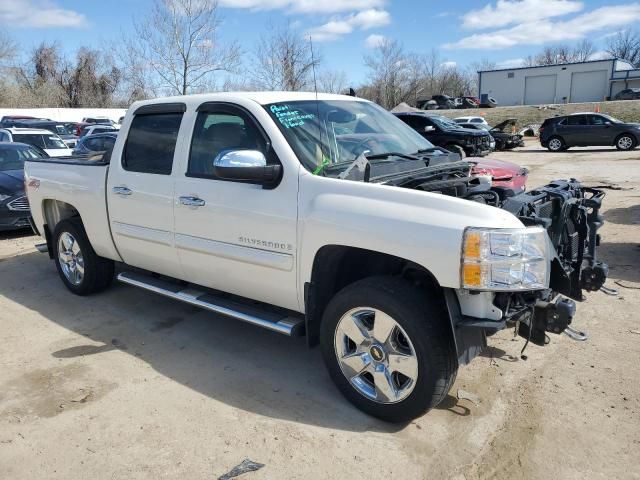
[599, 114, 623, 124]
[429, 116, 462, 130]
[0, 146, 44, 171]
[14, 133, 68, 149]
[265, 100, 435, 174]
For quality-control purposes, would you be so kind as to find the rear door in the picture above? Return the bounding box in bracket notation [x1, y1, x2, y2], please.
[106, 103, 186, 278]
[563, 115, 589, 145]
[172, 102, 299, 311]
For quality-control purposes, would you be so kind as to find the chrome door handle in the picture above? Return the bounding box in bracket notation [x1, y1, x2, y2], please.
[179, 196, 205, 207]
[112, 186, 132, 196]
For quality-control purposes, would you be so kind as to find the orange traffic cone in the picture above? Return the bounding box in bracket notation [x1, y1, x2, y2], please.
[595, 103, 601, 113]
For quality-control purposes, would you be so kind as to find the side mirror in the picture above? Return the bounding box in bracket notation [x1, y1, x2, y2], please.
[424, 126, 435, 133]
[213, 149, 281, 189]
[604, 121, 612, 126]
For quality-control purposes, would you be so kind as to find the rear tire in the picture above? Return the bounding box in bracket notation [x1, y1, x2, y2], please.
[53, 218, 114, 295]
[547, 136, 565, 152]
[320, 276, 458, 423]
[615, 134, 636, 151]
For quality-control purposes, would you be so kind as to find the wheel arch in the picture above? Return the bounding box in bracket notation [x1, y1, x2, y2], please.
[614, 131, 638, 148]
[41, 199, 82, 259]
[304, 245, 443, 347]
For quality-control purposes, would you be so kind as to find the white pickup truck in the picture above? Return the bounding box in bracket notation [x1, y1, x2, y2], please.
[25, 92, 608, 422]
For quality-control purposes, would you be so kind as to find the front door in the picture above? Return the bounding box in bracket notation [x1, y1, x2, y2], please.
[587, 114, 615, 146]
[106, 106, 186, 278]
[173, 103, 299, 311]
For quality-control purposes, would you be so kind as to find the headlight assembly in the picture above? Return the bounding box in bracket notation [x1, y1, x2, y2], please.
[461, 227, 549, 291]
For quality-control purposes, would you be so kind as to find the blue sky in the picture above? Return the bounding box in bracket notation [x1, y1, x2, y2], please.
[2, 0, 640, 84]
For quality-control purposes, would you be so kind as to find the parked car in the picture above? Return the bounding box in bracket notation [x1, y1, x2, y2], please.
[614, 88, 640, 101]
[0, 128, 73, 157]
[12, 120, 79, 148]
[82, 117, 117, 126]
[72, 133, 118, 156]
[395, 112, 492, 157]
[457, 123, 496, 149]
[540, 113, 640, 151]
[487, 119, 525, 150]
[0, 116, 49, 128]
[0, 142, 48, 231]
[469, 157, 528, 192]
[79, 124, 119, 138]
[25, 93, 607, 422]
[454, 116, 489, 127]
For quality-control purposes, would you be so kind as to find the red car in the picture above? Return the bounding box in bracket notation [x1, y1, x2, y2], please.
[471, 157, 528, 192]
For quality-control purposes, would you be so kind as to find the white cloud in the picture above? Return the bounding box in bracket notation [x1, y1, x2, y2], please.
[496, 58, 525, 68]
[441, 61, 457, 68]
[461, 0, 584, 30]
[365, 34, 387, 48]
[220, 0, 386, 14]
[445, 3, 640, 49]
[0, 0, 87, 28]
[308, 9, 391, 42]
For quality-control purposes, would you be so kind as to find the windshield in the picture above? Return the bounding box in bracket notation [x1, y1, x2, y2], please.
[265, 100, 434, 174]
[429, 116, 462, 130]
[0, 146, 44, 171]
[599, 114, 623, 124]
[14, 134, 68, 149]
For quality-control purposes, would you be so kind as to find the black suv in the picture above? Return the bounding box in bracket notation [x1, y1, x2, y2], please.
[394, 113, 492, 157]
[540, 113, 640, 152]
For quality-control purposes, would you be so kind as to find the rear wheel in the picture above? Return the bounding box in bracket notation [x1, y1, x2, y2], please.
[53, 218, 114, 295]
[615, 134, 636, 151]
[547, 136, 565, 152]
[320, 276, 458, 423]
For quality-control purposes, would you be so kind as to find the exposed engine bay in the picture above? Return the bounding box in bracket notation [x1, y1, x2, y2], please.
[368, 156, 608, 350]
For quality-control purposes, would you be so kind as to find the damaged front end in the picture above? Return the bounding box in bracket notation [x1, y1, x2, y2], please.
[452, 179, 608, 362]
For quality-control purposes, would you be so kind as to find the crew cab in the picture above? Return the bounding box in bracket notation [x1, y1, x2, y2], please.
[394, 112, 493, 157]
[25, 92, 607, 422]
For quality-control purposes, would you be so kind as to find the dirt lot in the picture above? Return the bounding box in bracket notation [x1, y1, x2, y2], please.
[1, 141, 639, 480]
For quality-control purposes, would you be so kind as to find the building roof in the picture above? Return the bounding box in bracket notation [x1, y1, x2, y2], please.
[478, 58, 618, 74]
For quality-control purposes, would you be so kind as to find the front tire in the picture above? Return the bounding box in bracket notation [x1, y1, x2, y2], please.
[53, 218, 114, 295]
[320, 276, 458, 423]
[615, 134, 636, 151]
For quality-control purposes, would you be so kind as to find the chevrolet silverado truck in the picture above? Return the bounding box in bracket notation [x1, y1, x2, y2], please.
[25, 92, 608, 422]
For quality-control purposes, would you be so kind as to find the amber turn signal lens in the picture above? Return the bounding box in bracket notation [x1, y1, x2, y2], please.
[462, 264, 482, 287]
[464, 232, 482, 259]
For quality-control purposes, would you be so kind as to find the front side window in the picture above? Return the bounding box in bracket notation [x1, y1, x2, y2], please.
[265, 100, 434, 174]
[188, 110, 267, 177]
[123, 113, 183, 175]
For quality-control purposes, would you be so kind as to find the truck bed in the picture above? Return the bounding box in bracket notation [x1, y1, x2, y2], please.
[24, 155, 121, 262]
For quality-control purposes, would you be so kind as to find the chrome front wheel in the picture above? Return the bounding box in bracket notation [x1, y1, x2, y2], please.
[548, 137, 563, 151]
[334, 307, 419, 404]
[58, 232, 85, 286]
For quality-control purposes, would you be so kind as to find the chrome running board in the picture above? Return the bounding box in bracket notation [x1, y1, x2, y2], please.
[117, 271, 304, 336]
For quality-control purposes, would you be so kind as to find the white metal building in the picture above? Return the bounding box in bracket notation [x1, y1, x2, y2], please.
[478, 59, 640, 106]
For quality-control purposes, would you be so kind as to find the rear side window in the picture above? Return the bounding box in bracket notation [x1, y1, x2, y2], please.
[567, 115, 587, 126]
[123, 113, 183, 175]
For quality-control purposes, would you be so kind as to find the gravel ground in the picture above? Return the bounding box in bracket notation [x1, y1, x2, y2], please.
[1, 141, 639, 480]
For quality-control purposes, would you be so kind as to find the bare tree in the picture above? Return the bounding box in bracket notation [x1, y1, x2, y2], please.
[318, 69, 348, 94]
[131, 0, 241, 95]
[251, 23, 320, 91]
[572, 39, 595, 62]
[525, 41, 595, 66]
[363, 39, 422, 109]
[0, 31, 16, 66]
[606, 30, 640, 66]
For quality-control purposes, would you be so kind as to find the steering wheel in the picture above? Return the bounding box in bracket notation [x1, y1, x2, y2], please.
[349, 136, 377, 157]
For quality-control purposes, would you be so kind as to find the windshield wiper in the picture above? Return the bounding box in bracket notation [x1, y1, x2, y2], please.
[365, 151, 422, 161]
